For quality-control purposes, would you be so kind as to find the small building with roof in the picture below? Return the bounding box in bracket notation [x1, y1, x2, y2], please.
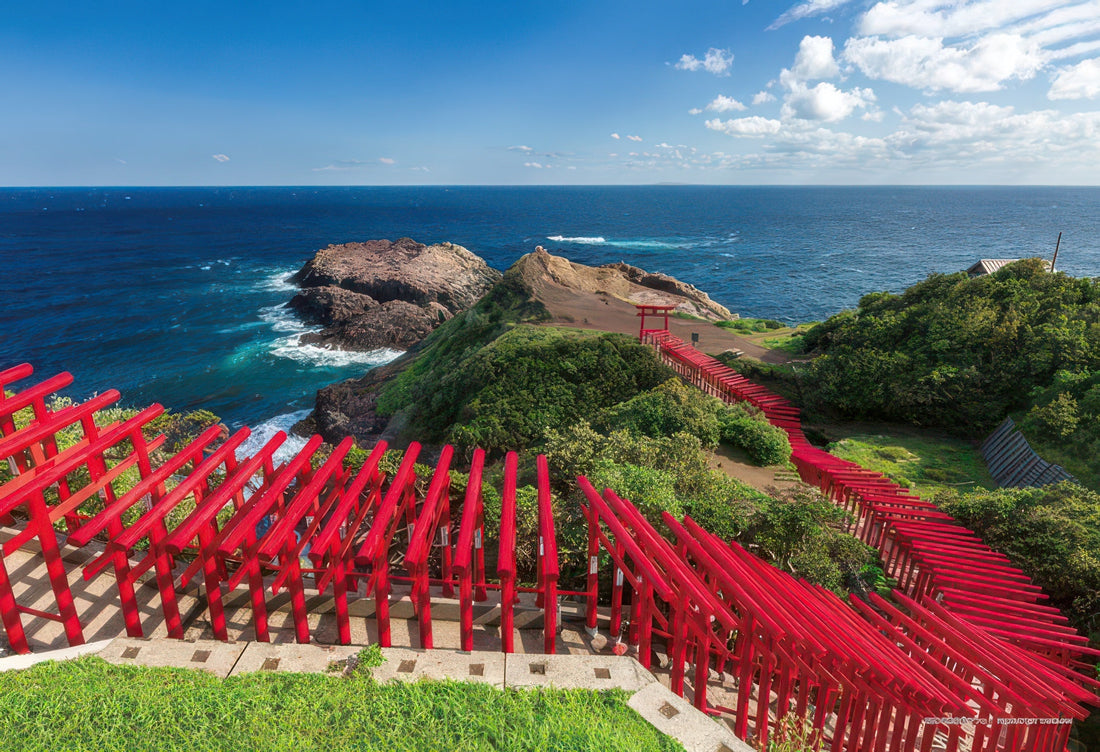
[966, 258, 1052, 277]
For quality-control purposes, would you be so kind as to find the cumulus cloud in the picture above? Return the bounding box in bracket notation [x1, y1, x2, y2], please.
[769, 0, 858, 30]
[791, 36, 840, 80]
[705, 116, 784, 136]
[783, 81, 876, 121]
[379, 157, 396, 164]
[752, 90, 777, 105]
[705, 95, 748, 112]
[689, 107, 704, 115]
[675, 48, 734, 76]
[212, 154, 230, 162]
[844, 33, 1045, 92]
[524, 162, 544, 168]
[627, 134, 643, 141]
[1049, 57, 1100, 99]
[610, 133, 621, 139]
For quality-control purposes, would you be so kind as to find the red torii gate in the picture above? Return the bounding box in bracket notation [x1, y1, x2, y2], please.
[636, 304, 678, 340]
[0, 364, 563, 656]
[3, 360, 1100, 751]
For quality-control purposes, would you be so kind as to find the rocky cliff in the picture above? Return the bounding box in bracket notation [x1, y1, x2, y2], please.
[510, 247, 733, 320]
[289, 237, 501, 350]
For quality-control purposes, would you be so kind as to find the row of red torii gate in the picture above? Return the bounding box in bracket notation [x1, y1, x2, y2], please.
[0, 309, 1096, 752]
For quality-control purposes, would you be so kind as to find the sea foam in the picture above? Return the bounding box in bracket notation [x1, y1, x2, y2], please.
[270, 338, 404, 367]
[256, 269, 299, 293]
[259, 303, 403, 367]
[547, 235, 607, 244]
[236, 409, 313, 468]
[547, 235, 686, 250]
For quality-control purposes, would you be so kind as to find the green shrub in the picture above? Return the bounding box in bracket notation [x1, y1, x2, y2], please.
[719, 404, 791, 466]
[596, 378, 723, 447]
[800, 260, 1100, 434]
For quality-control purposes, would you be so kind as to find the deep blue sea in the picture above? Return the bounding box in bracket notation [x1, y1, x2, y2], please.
[3, 186, 1098, 452]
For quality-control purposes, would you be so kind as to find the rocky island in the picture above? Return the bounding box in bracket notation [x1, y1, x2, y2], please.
[288, 237, 501, 351]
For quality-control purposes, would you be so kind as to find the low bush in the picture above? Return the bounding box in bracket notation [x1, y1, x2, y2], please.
[719, 405, 791, 466]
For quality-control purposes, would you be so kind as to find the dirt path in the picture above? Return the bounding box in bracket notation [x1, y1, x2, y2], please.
[706, 444, 805, 494]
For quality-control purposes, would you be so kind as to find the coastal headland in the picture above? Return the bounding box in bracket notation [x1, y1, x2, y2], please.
[293, 241, 789, 447]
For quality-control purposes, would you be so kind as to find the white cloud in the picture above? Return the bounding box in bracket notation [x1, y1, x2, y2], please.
[705, 116, 784, 136]
[859, 0, 1085, 39]
[1049, 57, 1100, 98]
[379, 157, 396, 164]
[212, 154, 230, 162]
[783, 81, 876, 121]
[627, 134, 643, 141]
[752, 90, 777, 105]
[610, 133, 621, 139]
[410, 166, 431, 172]
[689, 107, 704, 115]
[705, 95, 748, 112]
[791, 36, 840, 80]
[507, 145, 534, 152]
[769, 0, 858, 30]
[675, 48, 734, 76]
[844, 33, 1045, 92]
[524, 162, 544, 168]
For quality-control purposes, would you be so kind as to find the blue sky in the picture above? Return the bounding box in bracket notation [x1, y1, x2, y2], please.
[4, 0, 1100, 185]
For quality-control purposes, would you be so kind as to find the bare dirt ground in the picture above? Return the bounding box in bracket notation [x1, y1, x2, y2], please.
[707, 444, 806, 494]
[531, 278, 794, 365]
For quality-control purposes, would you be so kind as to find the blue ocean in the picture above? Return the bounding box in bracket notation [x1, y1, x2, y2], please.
[3, 186, 1098, 448]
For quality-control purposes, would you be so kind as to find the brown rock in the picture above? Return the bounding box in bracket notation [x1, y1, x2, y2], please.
[290, 237, 500, 353]
[288, 286, 378, 327]
[511, 246, 732, 321]
[294, 237, 500, 314]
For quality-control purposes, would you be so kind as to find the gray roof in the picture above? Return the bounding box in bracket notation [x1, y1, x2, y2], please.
[967, 259, 1021, 276]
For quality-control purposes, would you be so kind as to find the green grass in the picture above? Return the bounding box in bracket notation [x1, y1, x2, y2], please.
[714, 319, 816, 356]
[826, 433, 996, 497]
[0, 656, 683, 752]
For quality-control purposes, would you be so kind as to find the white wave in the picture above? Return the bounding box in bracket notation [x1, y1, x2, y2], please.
[548, 235, 689, 251]
[237, 409, 313, 468]
[259, 302, 404, 369]
[605, 239, 684, 250]
[547, 235, 607, 244]
[259, 303, 314, 334]
[270, 335, 404, 367]
[256, 269, 299, 293]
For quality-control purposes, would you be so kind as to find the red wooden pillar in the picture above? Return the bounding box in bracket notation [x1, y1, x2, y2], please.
[0, 550, 28, 654]
[498, 452, 517, 654]
[584, 506, 600, 635]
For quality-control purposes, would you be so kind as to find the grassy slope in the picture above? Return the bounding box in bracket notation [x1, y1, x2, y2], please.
[826, 432, 995, 497]
[0, 657, 683, 752]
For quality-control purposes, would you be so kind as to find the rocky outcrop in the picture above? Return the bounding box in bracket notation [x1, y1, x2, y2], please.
[511, 246, 732, 321]
[289, 238, 501, 351]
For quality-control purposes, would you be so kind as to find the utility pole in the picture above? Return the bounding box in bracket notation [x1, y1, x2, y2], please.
[1052, 231, 1061, 272]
